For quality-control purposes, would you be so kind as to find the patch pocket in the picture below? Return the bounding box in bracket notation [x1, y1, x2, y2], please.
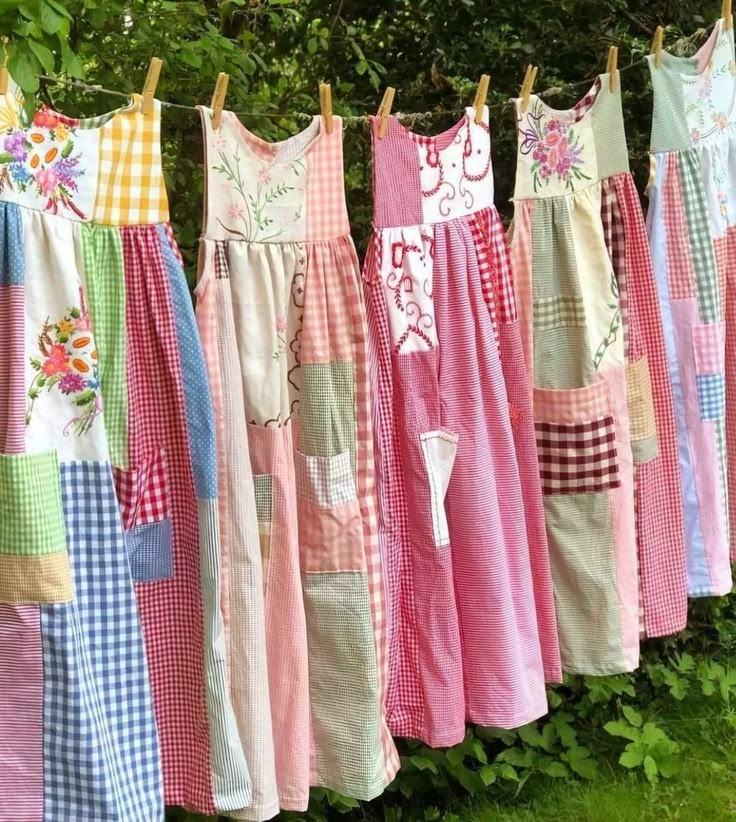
[0, 450, 73, 603]
[113, 449, 173, 582]
[625, 356, 659, 464]
[692, 321, 725, 421]
[420, 430, 459, 548]
[533, 295, 586, 331]
[534, 380, 621, 496]
[295, 450, 365, 572]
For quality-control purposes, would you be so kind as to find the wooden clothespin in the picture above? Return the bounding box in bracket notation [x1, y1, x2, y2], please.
[141, 57, 163, 116]
[651, 26, 664, 69]
[519, 65, 538, 113]
[377, 86, 395, 139]
[473, 74, 490, 124]
[607, 45, 619, 92]
[319, 82, 333, 134]
[0, 38, 9, 96]
[723, 0, 733, 30]
[211, 72, 229, 130]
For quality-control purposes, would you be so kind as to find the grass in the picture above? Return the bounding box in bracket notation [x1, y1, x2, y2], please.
[168, 697, 736, 822]
[457, 703, 736, 822]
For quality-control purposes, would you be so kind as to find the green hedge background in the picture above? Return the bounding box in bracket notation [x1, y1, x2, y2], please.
[5, 1, 736, 819]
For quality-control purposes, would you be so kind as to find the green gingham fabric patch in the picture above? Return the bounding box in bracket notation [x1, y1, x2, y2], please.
[533, 295, 587, 330]
[679, 151, 722, 324]
[82, 224, 129, 469]
[0, 450, 67, 556]
[299, 361, 356, 463]
[253, 474, 273, 524]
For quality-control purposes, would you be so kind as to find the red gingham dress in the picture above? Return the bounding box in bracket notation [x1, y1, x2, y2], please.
[363, 107, 561, 748]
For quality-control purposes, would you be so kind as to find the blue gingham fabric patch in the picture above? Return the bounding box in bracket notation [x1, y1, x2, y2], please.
[41, 461, 164, 821]
[696, 373, 725, 421]
[125, 517, 174, 582]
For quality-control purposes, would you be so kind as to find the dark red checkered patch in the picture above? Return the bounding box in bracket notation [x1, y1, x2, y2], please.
[113, 448, 170, 530]
[535, 416, 620, 494]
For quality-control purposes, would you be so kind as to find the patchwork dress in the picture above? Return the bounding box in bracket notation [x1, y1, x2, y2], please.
[511, 74, 688, 673]
[363, 106, 560, 749]
[646, 17, 735, 597]
[0, 83, 248, 819]
[196, 108, 399, 816]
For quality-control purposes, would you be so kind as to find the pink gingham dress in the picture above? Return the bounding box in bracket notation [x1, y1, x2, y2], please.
[195, 108, 399, 816]
[363, 106, 561, 748]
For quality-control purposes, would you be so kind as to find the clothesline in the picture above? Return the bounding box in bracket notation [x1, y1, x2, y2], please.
[36, 55, 648, 125]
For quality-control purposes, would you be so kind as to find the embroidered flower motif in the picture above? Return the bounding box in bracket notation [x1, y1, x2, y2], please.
[425, 145, 440, 168]
[27, 287, 101, 437]
[712, 111, 729, 130]
[257, 166, 272, 186]
[227, 202, 247, 222]
[211, 132, 228, 152]
[519, 102, 589, 192]
[273, 314, 288, 360]
[690, 127, 702, 143]
[275, 315, 287, 333]
[718, 190, 729, 219]
[0, 118, 86, 217]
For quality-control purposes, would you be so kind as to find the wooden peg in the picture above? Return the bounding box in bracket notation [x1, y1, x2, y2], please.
[473, 74, 490, 124]
[319, 82, 333, 134]
[651, 26, 664, 69]
[607, 45, 619, 92]
[141, 57, 163, 116]
[0, 38, 9, 96]
[211, 72, 229, 130]
[520, 65, 538, 113]
[723, 0, 733, 30]
[377, 86, 395, 139]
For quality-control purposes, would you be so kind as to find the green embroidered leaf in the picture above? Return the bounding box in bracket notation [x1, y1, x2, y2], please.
[61, 140, 74, 158]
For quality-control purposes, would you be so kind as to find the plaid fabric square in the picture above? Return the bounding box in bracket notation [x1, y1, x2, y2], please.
[93, 96, 169, 226]
[125, 518, 174, 582]
[295, 450, 357, 508]
[573, 77, 602, 117]
[42, 461, 163, 821]
[697, 374, 726, 421]
[113, 448, 170, 531]
[535, 416, 621, 494]
[534, 295, 586, 330]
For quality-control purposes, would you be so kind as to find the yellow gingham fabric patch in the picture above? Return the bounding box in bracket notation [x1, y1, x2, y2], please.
[626, 355, 657, 442]
[92, 94, 169, 226]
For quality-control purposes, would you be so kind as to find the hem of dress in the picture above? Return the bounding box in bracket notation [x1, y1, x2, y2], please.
[467, 700, 549, 732]
[688, 582, 733, 598]
[562, 660, 639, 676]
[313, 777, 395, 803]
[227, 800, 282, 821]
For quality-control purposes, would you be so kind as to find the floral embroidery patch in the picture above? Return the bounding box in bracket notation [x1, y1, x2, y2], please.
[0, 108, 86, 218]
[520, 102, 590, 192]
[212, 144, 305, 242]
[27, 287, 102, 437]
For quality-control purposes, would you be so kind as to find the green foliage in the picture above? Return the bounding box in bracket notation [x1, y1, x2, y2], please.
[3, 2, 734, 819]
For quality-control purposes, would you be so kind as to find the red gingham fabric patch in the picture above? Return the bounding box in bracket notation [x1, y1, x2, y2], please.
[369, 115, 424, 228]
[662, 156, 697, 300]
[572, 78, 602, 119]
[113, 449, 171, 531]
[608, 172, 688, 638]
[535, 416, 620, 495]
[121, 225, 215, 814]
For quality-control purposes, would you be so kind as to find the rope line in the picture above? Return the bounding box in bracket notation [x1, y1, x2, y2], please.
[36, 57, 648, 124]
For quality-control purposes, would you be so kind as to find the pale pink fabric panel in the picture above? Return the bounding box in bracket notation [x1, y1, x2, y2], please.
[603, 365, 640, 670]
[305, 117, 350, 242]
[247, 423, 310, 811]
[0, 604, 43, 822]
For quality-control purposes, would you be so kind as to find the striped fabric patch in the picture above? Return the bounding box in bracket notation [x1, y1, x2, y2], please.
[535, 416, 620, 494]
[533, 295, 586, 330]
